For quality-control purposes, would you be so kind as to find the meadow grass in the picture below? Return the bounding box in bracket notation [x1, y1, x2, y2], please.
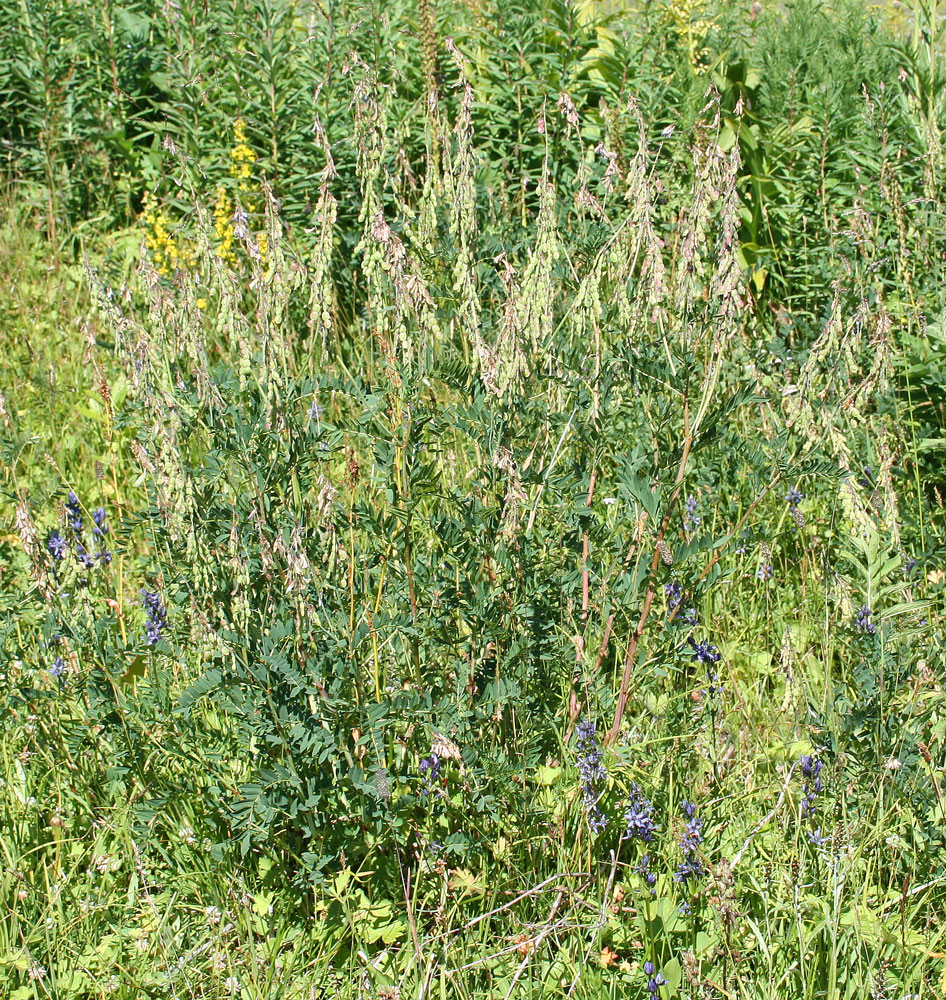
[2, 1, 946, 998]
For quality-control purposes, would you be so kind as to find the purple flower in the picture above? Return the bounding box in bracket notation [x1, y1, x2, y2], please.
[756, 563, 773, 582]
[688, 637, 721, 664]
[674, 800, 704, 884]
[65, 491, 83, 536]
[92, 507, 108, 537]
[635, 853, 657, 891]
[735, 527, 753, 555]
[800, 755, 824, 817]
[799, 755, 822, 780]
[664, 581, 683, 611]
[643, 962, 668, 994]
[683, 494, 701, 533]
[674, 855, 705, 884]
[50, 657, 65, 678]
[419, 753, 441, 795]
[680, 801, 703, 851]
[855, 605, 875, 635]
[575, 719, 608, 834]
[75, 543, 96, 570]
[47, 531, 67, 560]
[623, 784, 658, 842]
[142, 589, 168, 646]
[786, 487, 804, 508]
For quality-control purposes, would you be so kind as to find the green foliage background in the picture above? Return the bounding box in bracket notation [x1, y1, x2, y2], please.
[2, 0, 946, 997]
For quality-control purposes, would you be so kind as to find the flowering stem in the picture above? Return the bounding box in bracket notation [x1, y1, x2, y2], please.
[592, 613, 614, 674]
[606, 431, 693, 746]
[579, 470, 598, 664]
[696, 469, 783, 584]
[582, 470, 597, 626]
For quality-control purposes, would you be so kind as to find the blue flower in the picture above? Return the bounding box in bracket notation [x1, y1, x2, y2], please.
[47, 531, 67, 560]
[75, 543, 96, 570]
[142, 589, 168, 646]
[65, 491, 83, 536]
[688, 636, 721, 664]
[756, 563, 773, 582]
[419, 753, 442, 795]
[799, 755, 822, 780]
[575, 719, 608, 833]
[683, 494, 701, 533]
[664, 581, 683, 611]
[800, 755, 824, 817]
[855, 605, 875, 635]
[635, 853, 657, 891]
[680, 801, 703, 851]
[50, 657, 65, 678]
[643, 962, 668, 994]
[674, 800, 704, 884]
[92, 507, 108, 537]
[704, 670, 723, 698]
[786, 487, 804, 508]
[674, 855, 705, 884]
[623, 784, 658, 842]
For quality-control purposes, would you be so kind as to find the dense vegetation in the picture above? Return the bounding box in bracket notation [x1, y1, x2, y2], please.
[2, 0, 946, 997]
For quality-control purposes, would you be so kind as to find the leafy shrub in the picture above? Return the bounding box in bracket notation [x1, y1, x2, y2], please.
[2, 2, 946, 995]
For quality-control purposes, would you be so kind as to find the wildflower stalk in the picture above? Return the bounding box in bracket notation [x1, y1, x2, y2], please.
[579, 470, 597, 662]
[417, 0, 439, 105]
[696, 469, 784, 585]
[608, 319, 745, 745]
[607, 428, 693, 745]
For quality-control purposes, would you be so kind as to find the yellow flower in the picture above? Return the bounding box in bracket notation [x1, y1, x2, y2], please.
[140, 191, 192, 276]
[213, 185, 237, 264]
[229, 117, 257, 182]
[663, 0, 714, 65]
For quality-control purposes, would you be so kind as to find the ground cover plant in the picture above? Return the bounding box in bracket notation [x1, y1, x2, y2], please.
[2, 0, 946, 997]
